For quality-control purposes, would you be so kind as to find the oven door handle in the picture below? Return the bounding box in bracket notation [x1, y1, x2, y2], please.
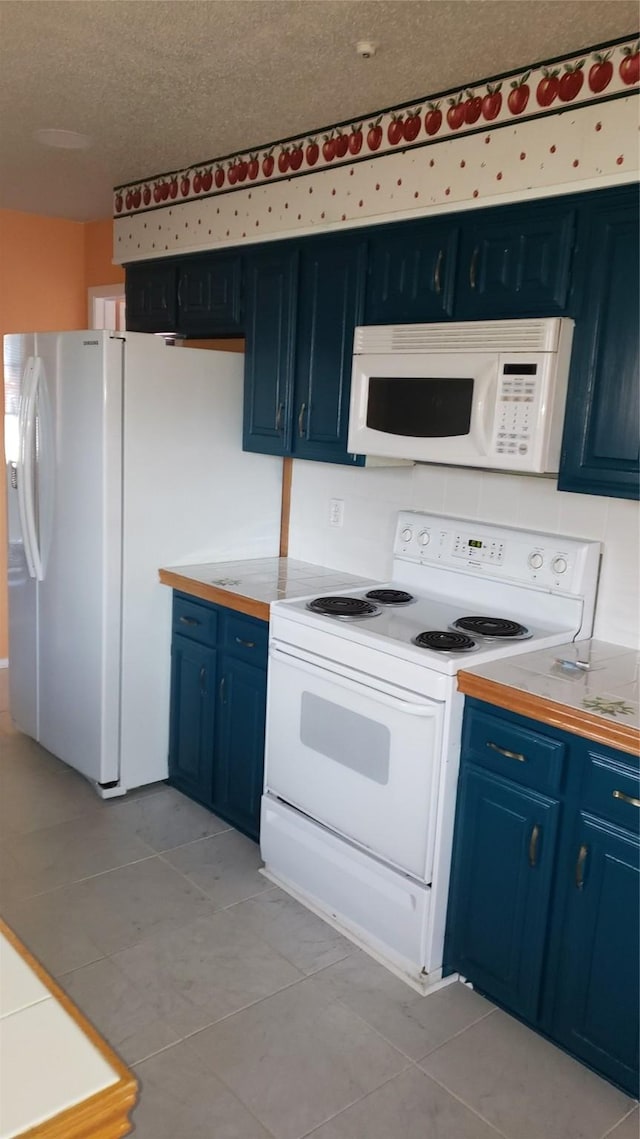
[269, 644, 442, 717]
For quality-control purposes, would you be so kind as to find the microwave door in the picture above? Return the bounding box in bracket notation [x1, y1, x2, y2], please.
[348, 353, 497, 463]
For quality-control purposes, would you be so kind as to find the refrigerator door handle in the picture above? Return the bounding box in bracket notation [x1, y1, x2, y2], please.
[35, 359, 55, 579]
[21, 357, 47, 581]
[17, 357, 39, 578]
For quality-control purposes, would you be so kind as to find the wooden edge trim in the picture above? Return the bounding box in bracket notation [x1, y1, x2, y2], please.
[279, 456, 293, 559]
[159, 568, 270, 622]
[458, 672, 640, 757]
[21, 1081, 137, 1139]
[177, 338, 244, 353]
[0, 918, 138, 1138]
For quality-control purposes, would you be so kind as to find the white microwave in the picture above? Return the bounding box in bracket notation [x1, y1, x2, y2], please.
[347, 317, 574, 473]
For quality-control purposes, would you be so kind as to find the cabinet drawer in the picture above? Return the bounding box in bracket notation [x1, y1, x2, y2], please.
[463, 705, 566, 794]
[223, 612, 268, 665]
[582, 747, 640, 833]
[172, 594, 218, 646]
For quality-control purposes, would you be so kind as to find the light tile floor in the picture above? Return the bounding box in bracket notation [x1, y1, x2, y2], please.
[0, 669, 638, 1139]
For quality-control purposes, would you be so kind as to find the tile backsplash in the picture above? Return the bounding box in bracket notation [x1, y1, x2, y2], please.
[288, 461, 640, 650]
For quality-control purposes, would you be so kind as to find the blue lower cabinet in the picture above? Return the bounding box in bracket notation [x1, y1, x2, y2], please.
[168, 593, 267, 839]
[446, 765, 559, 1023]
[551, 813, 639, 1095]
[213, 655, 267, 841]
[446, 697, 639, 1096]
[168, 634, 216, 805]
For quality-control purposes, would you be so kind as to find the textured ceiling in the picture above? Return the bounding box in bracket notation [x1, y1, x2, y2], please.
[0, 0, 637, 221]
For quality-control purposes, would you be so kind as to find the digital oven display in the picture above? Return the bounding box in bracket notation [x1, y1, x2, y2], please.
[468, 539, 483, 549]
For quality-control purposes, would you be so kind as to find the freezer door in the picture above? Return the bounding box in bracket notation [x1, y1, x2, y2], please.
[36, 331, 123, 784]
[4, 334, 38, 737]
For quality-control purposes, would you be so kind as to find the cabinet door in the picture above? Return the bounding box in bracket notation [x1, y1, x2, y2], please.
[125, 262, 178, 332]
[243, 248, 298, 456]
[293, 237, 366, 464]
[455, 203, 575, 318]
[178, 255, 243, 336]
[559, 188, 639, 500]
[365, 221, 457, 324]
[213, 655, 267, 840]
[168, 635, 216, 806]
[446, 765, 560, 1022]
[551, 813, 639, 1096]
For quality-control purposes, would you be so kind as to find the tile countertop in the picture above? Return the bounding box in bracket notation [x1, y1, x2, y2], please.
[0, 919, 137, 1138]
[458, 639, 640, 756]
[158, 557, 374, 621]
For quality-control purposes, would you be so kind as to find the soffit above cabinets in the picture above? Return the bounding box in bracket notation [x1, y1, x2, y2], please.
[0, 0, 638, 222]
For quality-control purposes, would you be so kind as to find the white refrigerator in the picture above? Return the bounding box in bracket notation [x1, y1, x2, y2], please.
[4, 331, 282, 795]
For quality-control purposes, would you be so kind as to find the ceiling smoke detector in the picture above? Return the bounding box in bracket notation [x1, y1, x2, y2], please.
[33, 129, 92, 150]
[355, 41, 377, 59]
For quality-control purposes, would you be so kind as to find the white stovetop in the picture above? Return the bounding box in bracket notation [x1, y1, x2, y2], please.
[271, 583, 577, 677]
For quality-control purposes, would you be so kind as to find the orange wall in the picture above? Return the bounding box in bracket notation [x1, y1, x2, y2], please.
[0, 211, 119, 658]
[85, 218, 125, 288]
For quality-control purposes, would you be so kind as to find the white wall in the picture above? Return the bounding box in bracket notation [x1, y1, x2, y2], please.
[288, 460, 640, 650]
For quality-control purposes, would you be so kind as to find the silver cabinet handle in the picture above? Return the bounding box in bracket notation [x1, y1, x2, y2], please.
[528, 824, 540, 868]
[298, 401, 307, 438]
[199, 665, 206, 695]
[219, 676, 225, 703]
[613, 789, 640, 808]
[469, 245, 479, 289]
[179, 615, 200, 626]
[487, 741, 526, 763]
[575, 843, 589, 889]
[433, 249, 444, 294]
[235, 636, 256, 648]
[275, 402, 284, 432]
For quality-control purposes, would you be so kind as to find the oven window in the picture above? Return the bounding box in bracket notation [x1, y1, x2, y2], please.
[366, 376, 474, 438]
[300, 692, 390, 785]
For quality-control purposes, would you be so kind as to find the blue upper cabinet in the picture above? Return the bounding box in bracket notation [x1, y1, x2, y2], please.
[364, 219, 458, 324]
[178, 254, 243, 336]
[243, 246, 298, 456]
[559, 186, 639, 500]
[454, 201, 576, 319]
[293, 236, 367, 464]
[125, 260, 178, 333]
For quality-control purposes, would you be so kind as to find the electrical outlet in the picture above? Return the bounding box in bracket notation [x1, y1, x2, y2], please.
[329, 498, 344, 527]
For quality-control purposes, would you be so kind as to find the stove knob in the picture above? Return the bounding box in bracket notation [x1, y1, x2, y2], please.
[528, 551, 544, 570]
[418, 530, 430, 547]
[552, 555, 568, 575]
[401, 527, 413, 543]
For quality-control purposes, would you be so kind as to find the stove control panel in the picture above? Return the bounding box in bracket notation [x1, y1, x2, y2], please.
[453, 534, 504, 564]
[393, 511, 601, 598]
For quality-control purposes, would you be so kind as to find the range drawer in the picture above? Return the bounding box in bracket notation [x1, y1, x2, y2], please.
[463, 704, 566, 795]
[172, 593, 218, 646]
[582, 745, 640, 833]
[223, 611, 268, 666]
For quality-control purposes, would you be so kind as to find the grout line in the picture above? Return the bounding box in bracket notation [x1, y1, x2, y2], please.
[414, 1005, 498, 1063]
[151, 824, 235, 857]
[599, 1105, 640, 1138]
[20, 854, 159, 900]
[416, 1066, 513, 1139]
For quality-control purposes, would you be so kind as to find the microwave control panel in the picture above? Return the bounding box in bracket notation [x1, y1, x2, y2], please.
[493, 364, 540, 458]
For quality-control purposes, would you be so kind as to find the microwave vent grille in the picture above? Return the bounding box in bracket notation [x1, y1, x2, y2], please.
[354, 319, 562, 354]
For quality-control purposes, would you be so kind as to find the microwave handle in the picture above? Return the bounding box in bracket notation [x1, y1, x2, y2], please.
[478, 375, 497, 456]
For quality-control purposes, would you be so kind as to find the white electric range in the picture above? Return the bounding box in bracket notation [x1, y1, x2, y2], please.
[261, 511, 601, 991]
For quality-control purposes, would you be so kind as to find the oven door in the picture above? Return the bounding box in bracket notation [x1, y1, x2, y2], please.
[264, 643, 444, 881]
